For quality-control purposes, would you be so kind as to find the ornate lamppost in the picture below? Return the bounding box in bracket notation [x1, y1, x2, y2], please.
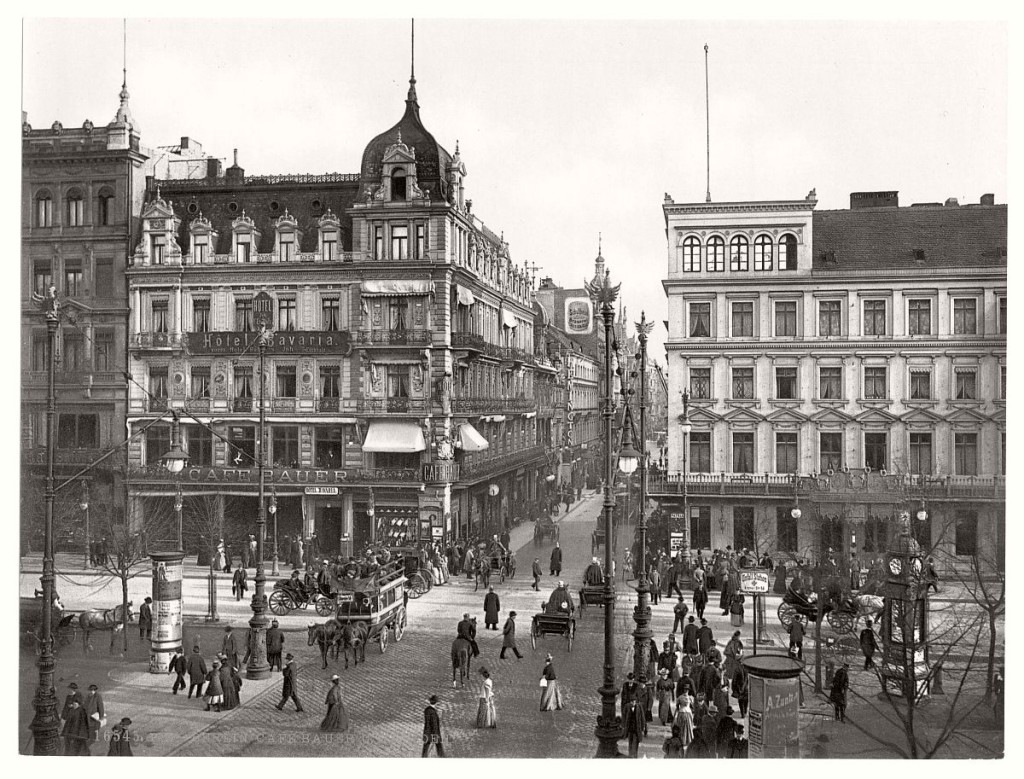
[679, 389, 692, 570]
[159, 411, 189, 549]
[585, 269, 623, 757]
[79, 481, 91, 569]
[29, 287, 61, 754]
[269, 486, 279, 575]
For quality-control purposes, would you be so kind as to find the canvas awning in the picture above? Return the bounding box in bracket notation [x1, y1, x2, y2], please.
[457, 423, 489, 452]
[479, 415, 506, 424]
[501, 310, 518, 329]
[360, 279, 433, 297]
[455, 284, 476, 306]
[361, 420, 426, 453]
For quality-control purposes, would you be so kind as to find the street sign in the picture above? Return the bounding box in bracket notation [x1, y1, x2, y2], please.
[431, 526, 443, 539]
[739, 570, 770, 594]
[669, 532, 685, 553]
[304, 486, 339, 495]
[253, 291, 273, 327]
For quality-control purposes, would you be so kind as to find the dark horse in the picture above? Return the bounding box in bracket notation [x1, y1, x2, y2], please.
[451, 636, 473, 687]
[474, 558, 492, 592]
[308, 620, 343, 669]
[339, 622, 368, 669]
[78, 603, 133, 654]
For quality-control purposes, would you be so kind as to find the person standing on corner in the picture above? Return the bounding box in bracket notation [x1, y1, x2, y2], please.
[483, 586, 501, 630]
[275, 653, 304, 712]
[222, 625, 240, 673]
[539, 654, 564, 711]
[138, 597, 153, 641]
[830, 662, 850, 723]
[422, 694, 445, 757]
[266, 619, 284, 672]
[232, 565, 248, 601]
[672, 595, 689, 634]
[860, 618, 879, 670]
[500, 611, 523, 659]
[649, 565, 661, 605]
[549, 542, 562, 576]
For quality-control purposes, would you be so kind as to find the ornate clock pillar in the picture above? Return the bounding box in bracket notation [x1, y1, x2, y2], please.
[880, 511, 930, 700]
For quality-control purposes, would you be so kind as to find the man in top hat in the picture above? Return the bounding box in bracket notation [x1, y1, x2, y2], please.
[860, 618, 879, 670]
[107, 717, 134, 756]
[222, 625, 240, 671]
[275, 653, 304, 712]
[266, 619, 285, 672]
[139, 597, 153, 640]
[422, 694, 444, 757]
[549, 542, 562, 576]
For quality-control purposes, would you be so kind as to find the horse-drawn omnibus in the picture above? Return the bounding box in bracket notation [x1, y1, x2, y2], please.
[331, 559, 408, 654]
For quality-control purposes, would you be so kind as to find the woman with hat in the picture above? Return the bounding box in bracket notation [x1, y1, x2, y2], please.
[107, 717, 134, 756]
[672, 694, 694, 754]
[320, 675, 349, 732]
[539, 654, 563, 711]
[655, 667, 676, 725]
[204, 659, 225, 712]
[220, 656, 241, 711]
[723, 630, 744, 686]
[475, 667, 497, 728]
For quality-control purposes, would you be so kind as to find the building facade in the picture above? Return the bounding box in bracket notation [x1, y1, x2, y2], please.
[20, 83, 151, 551]
[657, 190, 1006, 571]
[124, 74, 549, 556]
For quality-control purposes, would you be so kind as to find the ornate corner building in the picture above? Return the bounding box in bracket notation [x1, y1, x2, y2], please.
[122, 73, 551, 556]
[657, 190, 1006, 572]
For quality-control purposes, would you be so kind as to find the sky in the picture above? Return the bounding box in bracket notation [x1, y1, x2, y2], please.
[16, 13, 1010, 362]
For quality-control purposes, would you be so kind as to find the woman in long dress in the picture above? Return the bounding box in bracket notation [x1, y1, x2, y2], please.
[476, 668, 497, 728]
[729, 592, 746, 627]
[204, 660, 224, 712]
[321, 675, 349, 732]
[656, 669, 676, 726]
[219, 662, 240, 710]
[673, 695, 694, 754]
[539, 655, 563, 711]
[723, 631, 744, 685]
[215, 540, 227, 572]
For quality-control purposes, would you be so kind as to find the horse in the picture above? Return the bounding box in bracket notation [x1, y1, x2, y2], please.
[78, 603, 133, 654]
[474, 559, 491, 592]
[451, 636, 473, 688]
[307, 620, 343, 669]
[339, 622, 368, 669]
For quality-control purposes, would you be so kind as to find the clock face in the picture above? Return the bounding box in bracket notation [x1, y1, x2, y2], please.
[888, 557, 903, 575]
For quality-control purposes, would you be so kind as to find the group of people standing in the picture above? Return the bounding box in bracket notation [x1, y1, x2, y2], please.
[60, 682, 133, 756]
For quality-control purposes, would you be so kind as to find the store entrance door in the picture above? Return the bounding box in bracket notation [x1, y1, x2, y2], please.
[320, 506, 344, 557]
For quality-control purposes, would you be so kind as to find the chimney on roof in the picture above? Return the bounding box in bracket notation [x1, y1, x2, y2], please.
[944, 197, 960, 207]
[226, 148, 244, 185]
[980, 193, 995, 206]
[850, 191, 898, 209]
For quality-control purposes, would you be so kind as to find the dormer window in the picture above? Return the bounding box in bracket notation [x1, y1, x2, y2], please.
[236, 234, 251, 263]
[192, 234, 209, 264]
[151, 234, 166, 265]
[279, 232, 295, 262]
[231, 212, 260, 265]
[322, 230, 338, 261]
[392, 168, 407, 201]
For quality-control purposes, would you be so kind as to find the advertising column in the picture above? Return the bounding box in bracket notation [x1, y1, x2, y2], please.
[742, 654, 803, 758]
[149, 550, 185, 673]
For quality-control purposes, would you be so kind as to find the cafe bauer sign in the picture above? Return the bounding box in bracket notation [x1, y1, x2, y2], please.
[186, 330, 353, 356]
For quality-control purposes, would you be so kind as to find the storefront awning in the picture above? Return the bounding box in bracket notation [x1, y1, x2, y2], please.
[362, 420, 426, 453]
[501, 310, 518, 329]
[457, 423, 489, 452]
[360, 279, 433, 297]
[456, 284, 476, 307]
[479, 415, 506, 423]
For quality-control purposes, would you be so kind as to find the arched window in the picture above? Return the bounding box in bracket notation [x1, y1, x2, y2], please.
[681, 236, 701, 273]
[391, 168, 407, 201]
[96, 187, 115, 226]
[753, 234, 773, 271]
[730, 235, 749, 271]
[779, 234, 798, 270]
[66, 189, 85, 227]
[35, 190, 53, 227]
[707, 236, 725, 272]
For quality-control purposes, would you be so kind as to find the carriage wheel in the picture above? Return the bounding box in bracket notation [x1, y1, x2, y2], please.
[777, 601, 798, 629]
[269, 590, 292, 616]
[378, 626, 389, 654]
[394, 607, 406, 642]
[531, 620, 539, 650]
[408, 572, 427, 598]
[315, 596, 335, 617]
[567, 620, 575, 652]
[827, 610, 856, 635]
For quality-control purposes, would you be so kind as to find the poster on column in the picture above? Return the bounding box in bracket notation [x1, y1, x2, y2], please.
[153, 558, 183, 600]
[762, 676, 801, 756]
[748, 675, 765, 757]
[152, 598, 182, 642]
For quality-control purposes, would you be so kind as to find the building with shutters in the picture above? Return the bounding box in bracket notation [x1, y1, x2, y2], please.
[655, 189, 1006, 573]
[123, 70, 549, 556]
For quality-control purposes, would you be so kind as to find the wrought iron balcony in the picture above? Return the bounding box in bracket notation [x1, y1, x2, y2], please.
[318, 397, 341, 412]
[233, 397, 255, 413]
[459, 445, 547, 480]
[132, 332, 183, 349]
[452, 332, 486, 351]
[272, 397, 297, 411]
[148, 397, 168, 412]
[358, 397, 428, 414]
[358, 329, 431, 346]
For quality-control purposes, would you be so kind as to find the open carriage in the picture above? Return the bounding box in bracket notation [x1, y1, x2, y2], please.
[534, 515, 560, 545]
[531, 589, 577, 652]
[777, 587, 880, 635]
[387, 547, 435, 599]
[269, 578, 335, 617]
[20, 593, 77, 653]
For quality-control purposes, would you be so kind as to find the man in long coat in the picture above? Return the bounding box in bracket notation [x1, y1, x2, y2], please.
[500, 611, 523, 659]
[531, 558, 543, 591]
[222, 625, 240, 672]
[422, 695, 444, 757]
[275, 653, 304, 711]
[623, 697, 647, 758]
[483, 587, 501, 630]
[61, 699, 91, 755]
[859, 618, 879, 669]
[830, 662, 850, 722]
[696, 618, 714, 657]
[186, 646, 208, 699]
[83, 684, 105, 744]
[549, 542, 562, 576]
[266, 619, 285, 672]
[682, 615, 700, 655]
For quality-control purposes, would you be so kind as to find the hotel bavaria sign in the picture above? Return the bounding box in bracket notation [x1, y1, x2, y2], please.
[186, 331, 353, 356]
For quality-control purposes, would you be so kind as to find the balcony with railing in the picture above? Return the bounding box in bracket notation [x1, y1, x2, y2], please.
[132, 332, 183, 349]
[318, 397, 341, 412]
[452, 332, 486, 352]
[460, 444, 547, 481]
[357, 397, 428, 414]
[272, 397, 297, 412]
[233, 397, 255, 413]
[358, 329, 432, 346]
[451, 394, 537, 414]
[148, 396, 169, 412]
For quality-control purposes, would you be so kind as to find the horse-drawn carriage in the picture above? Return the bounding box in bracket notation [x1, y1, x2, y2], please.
[20, 592, 76, 653]
[387, 547, 435, 599]
[777, 585, 883, 635]
[269, 577, 335, 617]
[534, 515, 560, 545]
[531, 586, 577, 652]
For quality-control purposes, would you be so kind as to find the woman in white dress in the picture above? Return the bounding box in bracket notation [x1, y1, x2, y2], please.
[476, 667, 496, 728]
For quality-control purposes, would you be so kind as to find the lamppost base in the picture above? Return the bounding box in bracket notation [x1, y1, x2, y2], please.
[245, 611, 271, 681]
[594, 715, 624, 758]
[271, 553, 279, 577]
[28, 692, 60, 756]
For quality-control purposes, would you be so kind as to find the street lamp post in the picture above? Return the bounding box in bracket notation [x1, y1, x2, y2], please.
[630, 313, 654, 727]
[586, 269, 623, 758]
[246, 318, 272, 680]
[29, 289, 61, 755]
[174, 483, 183, 552]
[79, 482, 90, 569]
[160, 411, 189, 550]
[269, 487, 278, 575]
[679, 389, 692, 570]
